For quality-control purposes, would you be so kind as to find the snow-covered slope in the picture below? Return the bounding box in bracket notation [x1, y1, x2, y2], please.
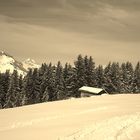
[22, 58, 40, 70]
[0, 51, 40, 75]
[0, 51, 27, 75]
[0, 94, 140, 140]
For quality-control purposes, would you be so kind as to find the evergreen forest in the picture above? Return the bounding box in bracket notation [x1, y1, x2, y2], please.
[0, 55, 140, 109]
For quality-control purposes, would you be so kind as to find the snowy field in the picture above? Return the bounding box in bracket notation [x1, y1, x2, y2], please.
[0, 94, 140, 140]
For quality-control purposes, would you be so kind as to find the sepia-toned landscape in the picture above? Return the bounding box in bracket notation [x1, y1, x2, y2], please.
[0, 0, 140, 140]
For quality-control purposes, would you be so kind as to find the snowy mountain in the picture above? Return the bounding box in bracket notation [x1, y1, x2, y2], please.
[0, 94, 140, 140]
[0, 51, 40, 75]
[23, 58, 40, 70]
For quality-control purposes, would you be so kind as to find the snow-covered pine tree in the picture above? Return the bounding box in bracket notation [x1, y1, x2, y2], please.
[124, 62, 134, 93]
[109, 62, 121, 93]
[0, 70, 10, 108]
[39, 63, 48, 76]
[23, 68, 41, 105]
[32, 68, 41, 103]
[74, 54, 86, 97]
[0, 73, 5, 108]
[133, 62, 140, 93]
[103, 62, 112, 93]
[96, 65, 104, 88]
[42, 87, 49, 101]
[19, 74, 23, 93]
[41, 63, 56, 102]
[84, 55, 89, 86]
[126, 62, 134, 93]
[3, 70, 10, 95]
[39, 63, 49, 100]
[85, 56, 96, 87]
[120, 63, 127, 93]
[120, 62, 134, 93]
[22, 69, 33, 105]
[55, 61, 65, 100]
[63, 63, 74, 98]
[47, 64, 56, 101]
[0, 89, 4, 108]
[5, 70, 21, 108]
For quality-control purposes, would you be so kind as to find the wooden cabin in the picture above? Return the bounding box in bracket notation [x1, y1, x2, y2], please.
[79, 86, 107, 97]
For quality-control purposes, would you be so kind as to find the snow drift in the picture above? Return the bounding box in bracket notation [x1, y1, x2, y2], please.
[0, 94, 140, 140]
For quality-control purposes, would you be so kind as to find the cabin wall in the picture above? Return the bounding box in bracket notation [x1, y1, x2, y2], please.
[81, 92, 100, 97]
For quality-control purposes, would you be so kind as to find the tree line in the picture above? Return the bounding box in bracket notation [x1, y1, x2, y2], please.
[0, 55, 140, 109]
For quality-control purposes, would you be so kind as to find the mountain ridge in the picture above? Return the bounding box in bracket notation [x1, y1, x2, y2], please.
[0, 51, 40, 75]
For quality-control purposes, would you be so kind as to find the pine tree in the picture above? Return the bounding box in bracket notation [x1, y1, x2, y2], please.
[55, 61, 65, 100]
[22, 69, 33, 105]
[120, 62, 134, 93]
[5, 70, 21, 108]
[84, 55, 89, 86]
[133, 62, 140, 93]
[84, 56, 96, 87]
[109, 62, 121, 93]
[40, 63, 56, 102]
[96, 65, 104, 88]
[0, 88, 3, 108]
[74, 54, 86, 97]
[47, 65, 56, 101]
[32, 68, 41, 103]
[3, 70, 10, 94]
[126, 62, 134, 93]
[120, 63, 127, 93]
[103, 62, 112, 93]
[63, 63, 74, 98]
[23, 68, 41, 105]
[42, 87, 49, 101]
[0, 71, 10, 108]
[0, 73, 5, 108]
[19, 74, 23, 93]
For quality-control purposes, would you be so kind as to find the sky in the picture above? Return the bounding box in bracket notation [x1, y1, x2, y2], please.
[0, 0, 140, 65]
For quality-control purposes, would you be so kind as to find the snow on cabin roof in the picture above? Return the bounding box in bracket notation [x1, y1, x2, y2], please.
[79, 86, 104, 94]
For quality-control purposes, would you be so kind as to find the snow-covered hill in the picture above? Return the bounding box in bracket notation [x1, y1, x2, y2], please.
[0, 51, 40, 75]
[0, 94, 140, 140]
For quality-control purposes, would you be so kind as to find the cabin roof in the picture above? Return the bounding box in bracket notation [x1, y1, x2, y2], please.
[79, 86, 105, 94]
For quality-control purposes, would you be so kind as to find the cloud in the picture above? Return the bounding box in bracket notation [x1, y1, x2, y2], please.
[100, 0, 140, 11]
[0, 0, 140, 42]
[0, 15, 140, 65]
[0, 0, 140, 65]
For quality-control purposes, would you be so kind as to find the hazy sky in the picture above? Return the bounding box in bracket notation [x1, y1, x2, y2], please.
[0, 0, 140, 65]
